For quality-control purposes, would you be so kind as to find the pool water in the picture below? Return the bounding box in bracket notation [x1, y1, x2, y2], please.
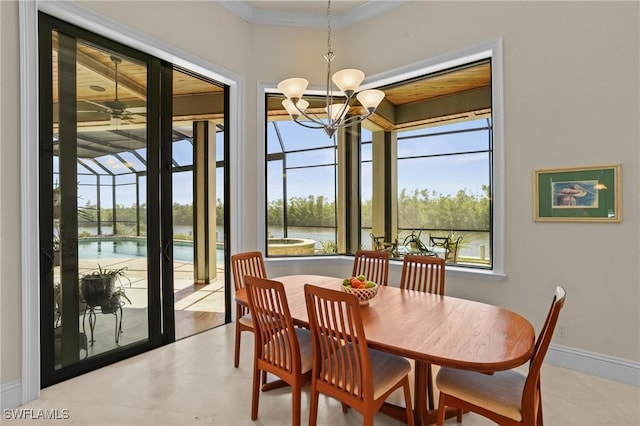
[78, 238, 224, 263]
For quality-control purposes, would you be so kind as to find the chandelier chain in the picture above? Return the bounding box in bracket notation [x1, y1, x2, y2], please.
[326, 0, 332, 56]
[325, 0, 333, 112]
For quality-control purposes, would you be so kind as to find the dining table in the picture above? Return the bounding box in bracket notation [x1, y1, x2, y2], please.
[235, 274, 535, 426]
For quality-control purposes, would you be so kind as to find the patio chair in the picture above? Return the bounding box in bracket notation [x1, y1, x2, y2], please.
[429, 233, 463, 263]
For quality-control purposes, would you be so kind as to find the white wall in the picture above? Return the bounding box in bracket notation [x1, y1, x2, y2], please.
[251, 1, 640, 363]
[1, 0, 24, 398]
[1, 0, 638, 405]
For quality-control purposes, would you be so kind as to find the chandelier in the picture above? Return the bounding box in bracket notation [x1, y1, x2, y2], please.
[277, 0, 385, 138]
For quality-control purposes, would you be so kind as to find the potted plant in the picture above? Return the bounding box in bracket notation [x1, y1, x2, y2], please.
[80, 265, 130, 309]
[100, 285, 132, 314]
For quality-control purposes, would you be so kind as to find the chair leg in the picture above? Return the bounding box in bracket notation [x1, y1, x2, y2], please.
[403, 377, 415, 426]
[309, 386, 319, 426]
[436, 393, 447, 426]
[363, 412, 374, 426]
[251, 365, 260, 420]
[234, 322, 241, 368]
[291, 384, 301, 426]
[341, 402, 349, 413]
[536, 383, 544, 426]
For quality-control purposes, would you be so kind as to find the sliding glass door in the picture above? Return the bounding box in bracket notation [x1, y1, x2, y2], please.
[39, 14, 230, 387]
[39, 16, 158, 385]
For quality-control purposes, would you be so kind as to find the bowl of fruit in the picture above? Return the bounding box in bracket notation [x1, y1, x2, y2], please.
[341, 275, 379, 306]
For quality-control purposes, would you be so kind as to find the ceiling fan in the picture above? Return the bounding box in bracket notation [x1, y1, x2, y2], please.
[79, 55, 145, 125]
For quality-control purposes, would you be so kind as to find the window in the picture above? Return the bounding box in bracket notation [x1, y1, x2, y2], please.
[263, 40, 503, 274]
[266, 120, 338, 255]
[396, 119, 492, 268]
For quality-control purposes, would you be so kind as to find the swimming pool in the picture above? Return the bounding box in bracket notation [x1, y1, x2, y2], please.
[78, 237, 224, 263]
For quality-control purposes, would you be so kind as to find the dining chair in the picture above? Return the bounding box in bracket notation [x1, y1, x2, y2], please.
[352, 250, 390, 286]
[244, 276, 313, 426]
[399, 254, 446, 410]
[399, 254, 445, 295]
[231, 251, 267, 368]
[436, 286, 567, 426]
[304, 284, 415, 426]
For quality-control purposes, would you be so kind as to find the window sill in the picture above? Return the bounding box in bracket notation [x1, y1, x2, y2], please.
[265, 255, 506, 281]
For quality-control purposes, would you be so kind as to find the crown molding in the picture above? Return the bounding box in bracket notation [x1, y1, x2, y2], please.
[215, 1, 408, 29]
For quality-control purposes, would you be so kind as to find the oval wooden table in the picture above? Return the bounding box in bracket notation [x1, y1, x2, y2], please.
[235, 274, 535, 426]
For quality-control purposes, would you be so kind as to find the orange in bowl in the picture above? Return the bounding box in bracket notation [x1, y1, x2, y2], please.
[341, 276, 379, 306]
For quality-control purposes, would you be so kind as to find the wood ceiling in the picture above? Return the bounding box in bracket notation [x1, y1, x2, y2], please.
[267, 61, 492, 131]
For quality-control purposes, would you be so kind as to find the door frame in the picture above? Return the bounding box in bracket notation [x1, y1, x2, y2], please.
[19, 0, 244, 404]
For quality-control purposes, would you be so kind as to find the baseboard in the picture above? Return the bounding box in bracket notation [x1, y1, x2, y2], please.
[1, 380, 22, 410]
[547, 344, 640, 387]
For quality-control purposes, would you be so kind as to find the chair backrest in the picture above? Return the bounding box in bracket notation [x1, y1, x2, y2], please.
[429, 234, 463, 262]
[304, 284, 373, 401]
[352, 250, 390, 286]
[522, 286, 566, 420]
[245, 276, 301, 375]
[399, 255, 445, 294]
[231, 251, 267, 291]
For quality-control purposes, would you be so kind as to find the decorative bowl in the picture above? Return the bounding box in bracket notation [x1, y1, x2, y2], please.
[341, 282, 379, 306]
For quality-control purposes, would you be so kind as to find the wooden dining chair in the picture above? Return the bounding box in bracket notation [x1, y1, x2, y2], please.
[304, 284, 415, 426]
[352, 250, 390, 286]
[244, 276, 313, 426]
[399, 255, 445, 295]
[231, 251, 267, 368]
[399, 254, 446, 410]
[436, 286, 567, 426]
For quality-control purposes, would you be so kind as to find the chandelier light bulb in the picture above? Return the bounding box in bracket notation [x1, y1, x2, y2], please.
[356, 89, 386, 112]
[282, 98, 309, 119]
[277, 78, 309, 101]
[332, 69, 365, 94]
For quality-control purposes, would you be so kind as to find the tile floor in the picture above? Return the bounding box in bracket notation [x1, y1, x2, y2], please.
[7, 324, 640, 426]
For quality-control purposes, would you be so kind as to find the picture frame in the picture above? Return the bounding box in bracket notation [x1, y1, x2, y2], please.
[533, 164, 621, 222]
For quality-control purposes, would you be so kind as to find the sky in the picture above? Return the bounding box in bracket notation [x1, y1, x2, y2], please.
[68, 118, 490, 209]
[267, 118, 491, 203]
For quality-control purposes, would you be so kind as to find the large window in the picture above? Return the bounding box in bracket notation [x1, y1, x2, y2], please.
[263, 43, 502, 273]
[396, 119, 492, 267]
[266, 120, 338, 255]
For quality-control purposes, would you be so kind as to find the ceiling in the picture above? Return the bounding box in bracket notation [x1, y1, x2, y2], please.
[216, 1, 407, 29]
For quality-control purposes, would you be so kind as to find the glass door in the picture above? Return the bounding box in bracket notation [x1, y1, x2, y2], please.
[39, 14, 231, 387]
[40, 16, 158, 386]
[170, 68, 228, 340]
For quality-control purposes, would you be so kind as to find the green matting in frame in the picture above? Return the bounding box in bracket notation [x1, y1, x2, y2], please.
[533, 164, 621, 222]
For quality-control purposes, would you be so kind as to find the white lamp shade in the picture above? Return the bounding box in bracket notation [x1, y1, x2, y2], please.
[356, 89, 385, 110]
[332, 69, 365, 93]
[282, 98, 309, 117]
[277, 78, 309, 100]
[325, 103, 350, 121]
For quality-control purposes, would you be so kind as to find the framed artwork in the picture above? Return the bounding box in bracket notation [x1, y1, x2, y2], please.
[533, 164, 621, 222]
